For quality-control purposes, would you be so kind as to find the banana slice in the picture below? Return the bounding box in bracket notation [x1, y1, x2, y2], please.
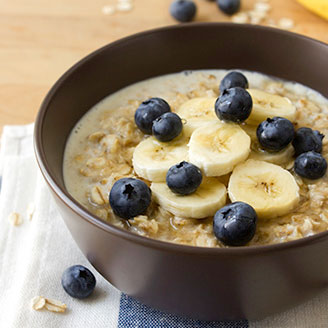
[176, 97, 218, 134]
[188, 122, 251, 177]
[228, 159, 300, 219]
[247, 89, 296, 125]
[133, 133, 189, 182]
[249, 143, 294, 165]
[240, 124, 257, 141]
[151, 177, 227, 219]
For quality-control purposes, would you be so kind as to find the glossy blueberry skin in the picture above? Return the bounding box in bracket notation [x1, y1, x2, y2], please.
[215, 87, 253, 123]
[166, 161, 202, 195]
[292, 127, 324, 156]
[219, 71, 249, 93]
[109, 178, 151, 219]
[170, 0, 197, 23]
[216, 0, 240, 15]
[152, 112, 183, 142]
[61, 265, 96, 299]
[256, 117, 295, 152]
[294, 151, 327, 180]
[134, 97, 171, 134]
[213, 202, 257, 247]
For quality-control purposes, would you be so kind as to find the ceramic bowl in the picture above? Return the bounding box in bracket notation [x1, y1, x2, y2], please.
[34, 23, 328, 320]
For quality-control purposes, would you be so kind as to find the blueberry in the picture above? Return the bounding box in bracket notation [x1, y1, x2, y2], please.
[135, 98, 171, 134]
[294, 151, 327, 180]
[61, 265, 96, 299]
[166, 161, 202, 195]
[213, 202, 257, 246]
[217, 0, 240, 15]
[170, 0, 197, 22]
[215, 87, 252, 123]
[292, 127, 324, 156]
[152, 112, 183, 142]
[109, 178, 151, 219]
[219, 71, 249, 93]
[256, 117, 294, 152]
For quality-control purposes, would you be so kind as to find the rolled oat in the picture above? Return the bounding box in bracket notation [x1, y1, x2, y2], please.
[31, 296, 46, 311]
[8, 212, 22, 226]
[26, 203, 35, 221]
[31, 296, 67, 313]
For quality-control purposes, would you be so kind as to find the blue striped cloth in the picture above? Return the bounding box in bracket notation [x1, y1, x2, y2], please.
[118, 294, 248, 328]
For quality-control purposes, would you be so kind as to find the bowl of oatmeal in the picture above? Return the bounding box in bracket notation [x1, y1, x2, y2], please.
[34, 23, 328, 320]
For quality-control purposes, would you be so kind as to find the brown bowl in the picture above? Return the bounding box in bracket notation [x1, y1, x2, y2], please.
[34, 23, 328, 321]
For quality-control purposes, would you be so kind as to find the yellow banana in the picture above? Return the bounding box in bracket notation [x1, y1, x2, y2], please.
[296, 0, 328, 20]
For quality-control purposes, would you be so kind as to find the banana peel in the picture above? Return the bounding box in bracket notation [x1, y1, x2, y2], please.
[296, 0, 328, 20]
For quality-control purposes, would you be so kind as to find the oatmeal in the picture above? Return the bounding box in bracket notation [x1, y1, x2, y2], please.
[63, 70, 328, 247]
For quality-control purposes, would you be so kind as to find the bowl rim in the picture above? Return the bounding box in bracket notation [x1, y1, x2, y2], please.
[34, 22, 328, 256]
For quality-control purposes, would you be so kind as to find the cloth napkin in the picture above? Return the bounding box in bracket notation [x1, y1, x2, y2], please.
[1, 124, 328, 328]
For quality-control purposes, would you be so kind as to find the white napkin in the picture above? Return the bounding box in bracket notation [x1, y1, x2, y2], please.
[0, 124, 121, 327]
[1, 124, 328, 328]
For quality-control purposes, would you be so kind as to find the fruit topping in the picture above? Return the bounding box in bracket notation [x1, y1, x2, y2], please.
[152, 112, 183, 142]
[228, 159, 300, 219]
[151, 177, 226, 219]
[61, 265, 96, 299]
[256, 117, 294, 152]
[170, 0, 197, 22]
[246, 89, 296, 125]
[294, 151, 327, 180]
[292, 127, 324, 156]
[219, 71, 249, 93]
[213, 201, 257, 246]
[175, 97, 217, 132]
[215, 87, 253, 123]
[188, 122, 250, 176]
[109, 178, 151, 219]
[216, 0, 241, 15]
[134, 97, 171, 134]
[132, 134, 189, 182]
[166, 161, 202, 195]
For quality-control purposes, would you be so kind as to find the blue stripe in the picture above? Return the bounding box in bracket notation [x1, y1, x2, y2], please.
[118, 294, 248, 328]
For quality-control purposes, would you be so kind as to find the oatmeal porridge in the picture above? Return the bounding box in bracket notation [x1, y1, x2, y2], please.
[63, 70, 328, 247]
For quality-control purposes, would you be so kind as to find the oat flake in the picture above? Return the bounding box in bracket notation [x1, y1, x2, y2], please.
[44, 303, 66, 313]
[116, 2, 133, 12]
[232, 13, 248, 24]
[102, 5, 115, 15]
[8, 212, 22, 226]
[254, 2, 271, 13]
[31, 296, 46, 311]
[250, 15, 263, 25]
[278, 18, 295, 30]
[26, 202, 35, 220]
[31, 296, 67, 313]
[45, 298, 67, 312]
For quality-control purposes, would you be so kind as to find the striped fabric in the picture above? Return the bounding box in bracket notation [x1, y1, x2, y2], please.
[118, 294, 248, 328]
